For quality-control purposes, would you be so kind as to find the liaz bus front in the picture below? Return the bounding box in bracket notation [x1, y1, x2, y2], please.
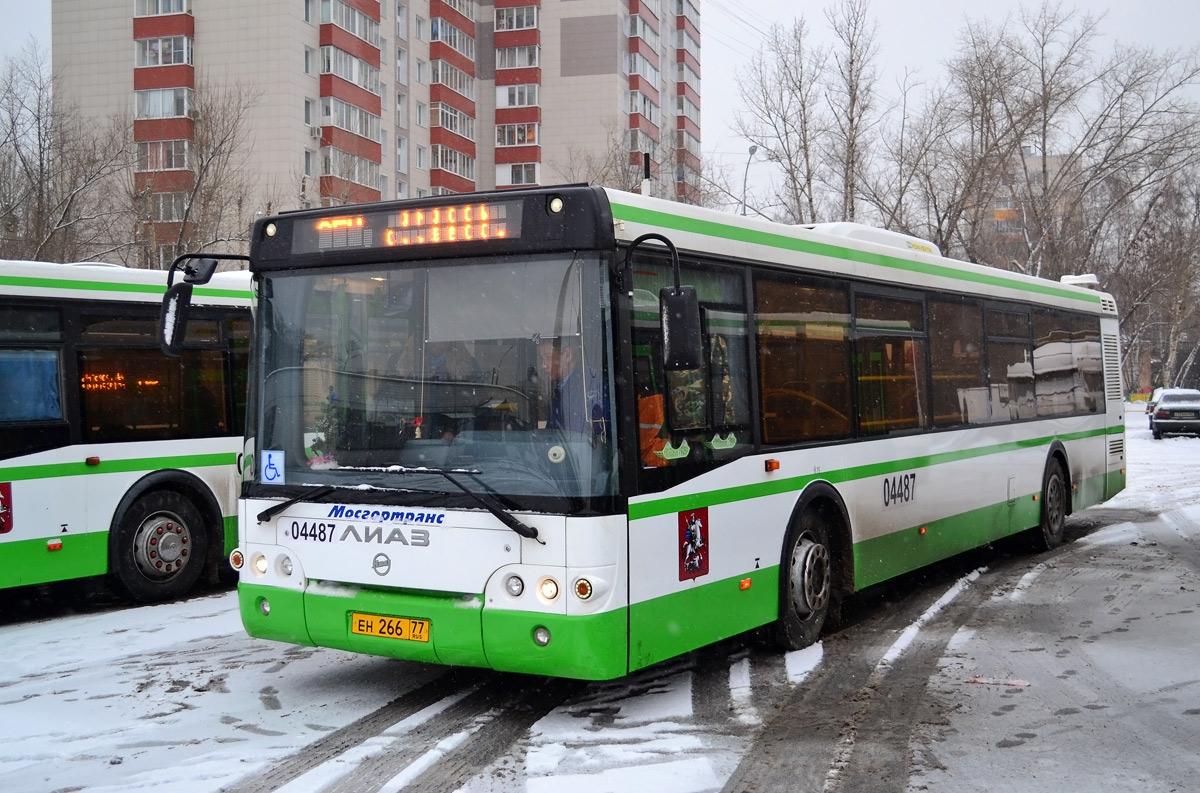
[234, 187, 633, 680]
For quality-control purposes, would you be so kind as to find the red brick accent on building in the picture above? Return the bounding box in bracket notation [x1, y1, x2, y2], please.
[133, 14, 194, 39]
[627, 75, 659, 100]
[493, 29, 539, 48]
[494, 145, 540, 164]
[431, 169, 475, 193]
[430, 44, 475, 75]
[134, 119, 194, 142]
[430, 127, 476, 158]
[676, 49, 700, 74]
[133, 65, 194, 91]
[326, 127, 383, 161]
[321, 25, 381, 68]
[429, 84, 476, 117]
[496, 106, 540, 125]
[134, 170, 195, 192]
[320, 175, 381, 204]
[495, 67, 541, 86]
[320, 74, 383, 116]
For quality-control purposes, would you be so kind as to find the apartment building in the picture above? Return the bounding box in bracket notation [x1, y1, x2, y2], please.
[52, 0, 701, 264]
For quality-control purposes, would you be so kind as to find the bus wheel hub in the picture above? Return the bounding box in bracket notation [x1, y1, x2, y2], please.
[789, 537, 830, 617]
[134, 514, 191, 579]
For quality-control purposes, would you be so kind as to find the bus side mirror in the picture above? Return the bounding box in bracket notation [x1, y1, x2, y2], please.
[660, 285, 703, 371]
[159, 281, 193, 357]
[181, 256, 219, 284]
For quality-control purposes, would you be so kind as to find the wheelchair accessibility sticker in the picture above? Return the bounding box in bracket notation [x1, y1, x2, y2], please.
[261, 451, 285, 485]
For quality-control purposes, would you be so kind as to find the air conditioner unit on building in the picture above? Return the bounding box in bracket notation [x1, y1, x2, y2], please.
[310, 126, 323, 140]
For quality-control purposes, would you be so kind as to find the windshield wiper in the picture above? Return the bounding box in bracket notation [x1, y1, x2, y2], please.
[390, 466, 544, 545]
[256, 484, 336, 524]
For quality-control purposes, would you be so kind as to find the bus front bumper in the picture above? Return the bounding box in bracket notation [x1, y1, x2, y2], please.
[236, 581, 629, 681]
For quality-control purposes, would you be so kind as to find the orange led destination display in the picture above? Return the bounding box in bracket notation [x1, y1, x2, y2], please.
[301, 199, 523, 253]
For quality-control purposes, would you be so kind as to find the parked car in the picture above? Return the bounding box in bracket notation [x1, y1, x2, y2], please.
[1146, 387, 1166, 428]
[1151, 389, 1200, 439]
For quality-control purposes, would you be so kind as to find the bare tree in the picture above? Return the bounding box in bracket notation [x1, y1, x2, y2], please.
[0, 41, 132, 262]
[823, 0, 879, 222]
[735, 20, 829, 223]
[125, 76, 260, 268]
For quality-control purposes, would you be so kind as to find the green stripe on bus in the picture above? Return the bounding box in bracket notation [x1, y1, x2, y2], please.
[0, 452, 238, 481]
[627, 467, 1118, 667]
[0, 532, 109, 588]
[629, 567, 781, 672]
[610, 202, 1102, 306]
[629, 427, 1120, 520]
[0, 274, 250, 301]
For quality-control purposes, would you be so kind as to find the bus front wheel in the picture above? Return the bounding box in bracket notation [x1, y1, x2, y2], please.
[110, 491, 208, 603]
[774, 509, 837, 651]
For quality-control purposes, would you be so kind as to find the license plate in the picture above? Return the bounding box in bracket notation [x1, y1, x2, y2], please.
[350, 612, 430, 642]
[1173, 412, 1197, 418]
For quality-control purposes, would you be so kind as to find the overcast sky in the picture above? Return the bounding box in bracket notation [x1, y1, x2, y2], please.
[3, 1, 1198, 203]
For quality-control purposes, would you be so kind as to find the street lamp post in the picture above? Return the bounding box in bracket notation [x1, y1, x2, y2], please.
[741, 144, 758, 216]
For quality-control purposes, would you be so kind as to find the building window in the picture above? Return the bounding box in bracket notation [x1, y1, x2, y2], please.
[396, 136, 408, 172]
[304, 150, 314, 177]
[495, 6, 537, 31]
[396, 92, 408, 127]
[510, 163, 537, 185]
[135, 0, 187, 16]
[322, 147, 381, 189]
[629, 52, 660, 87]
[496, 45, 539, 69]
[431, 18, 475, 60]
[396, 48, 408, 84]
[432, 145, 475, 180]
[135, 36, 192, 67]
[497, 83, 539, 108]
[496, 122, 538, 147]
[430, 60, 475, 100]
[415, 16, 427, 42]
[416, 145, 428, 170]
[629, 91, 660, 124]
[441, 0, 474, 20]
[397, 180, 408, 198]
[416, 101, 427, 127]
[135, 87, 192, 119]
[321, 45, 382, 95]
[304, 98, 315, 125]
[396, 4, 408, 38]
[321, 96, 382, 142]
[323, 0, 381, 46]
[416, 59, 427, 84]
[304, 46, 316, 74]
[431, 103, 475, 141]
[143, 191, 189, 222]
[137, 140, 189, 171]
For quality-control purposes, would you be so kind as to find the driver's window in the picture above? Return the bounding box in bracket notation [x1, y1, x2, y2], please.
[631, 260, 749, 486]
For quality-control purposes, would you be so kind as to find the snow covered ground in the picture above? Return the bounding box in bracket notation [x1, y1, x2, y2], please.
[1, 404, 1196, 793]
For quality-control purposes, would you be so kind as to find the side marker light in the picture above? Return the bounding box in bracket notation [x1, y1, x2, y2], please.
[739, 578, 752, 590]
[765, 459, 780, 472]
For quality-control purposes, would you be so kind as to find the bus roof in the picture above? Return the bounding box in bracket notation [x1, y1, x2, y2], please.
[602, 188, 1117, 316]
[0, 259, 252, 306]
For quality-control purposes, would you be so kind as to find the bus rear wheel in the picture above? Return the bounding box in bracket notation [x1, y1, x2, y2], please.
[774, 510, 836, 651]
[110, 491, 208, 603]
[1033, 459, 1067, 551]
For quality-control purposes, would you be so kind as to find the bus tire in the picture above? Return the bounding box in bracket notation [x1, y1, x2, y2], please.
[1033, 458, 1068, 551]
[110, 491, 208, 603]
[774, 508, 837, 651]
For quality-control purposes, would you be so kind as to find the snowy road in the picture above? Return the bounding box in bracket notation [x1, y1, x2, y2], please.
[2, 407, 1197, 793]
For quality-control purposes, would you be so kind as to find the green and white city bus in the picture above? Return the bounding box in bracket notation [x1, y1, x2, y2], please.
[1, 259, 252, 601]
[163, 186, 1124, 679]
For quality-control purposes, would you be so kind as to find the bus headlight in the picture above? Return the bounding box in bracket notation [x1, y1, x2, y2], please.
[505, 575, 525, 597]
[279, 555, 294, 577]
[252, 554, 268, 575]
[538, 577, 560, 601]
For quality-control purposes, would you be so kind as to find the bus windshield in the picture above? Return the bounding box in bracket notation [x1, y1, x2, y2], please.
[253, 252, 617, 504]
